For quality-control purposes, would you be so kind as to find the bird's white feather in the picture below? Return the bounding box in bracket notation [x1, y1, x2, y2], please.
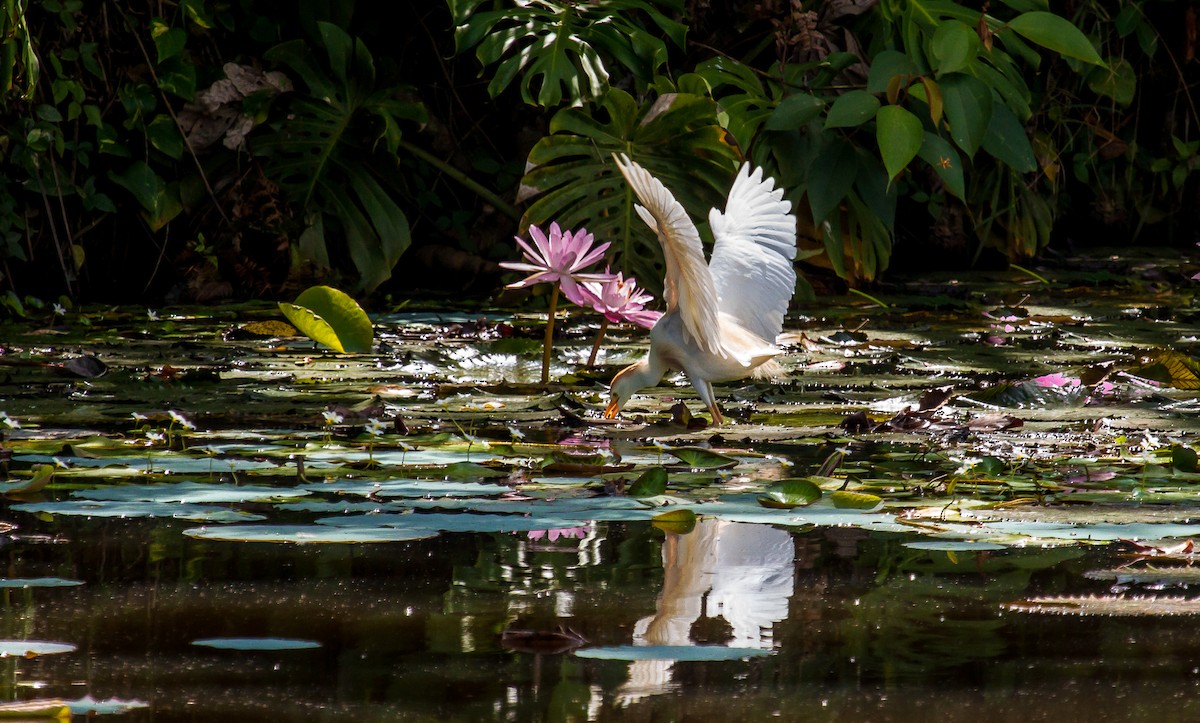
[614, 154, 722, 356]
[707, 163, 797, 343]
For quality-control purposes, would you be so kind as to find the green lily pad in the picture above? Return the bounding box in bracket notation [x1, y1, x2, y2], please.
[652, 508, 698, 534]
[628, 467, 668, 498]
[574, 645, 771, 661]
[278, 285, 373, 353]
[315, 512, 585, 533]
[300, 479, 511, 498]
[0, 578, 83, 588]
[666, 447, 739, 470]
[183, 524, 438, 544]
[0, 640, 76, 657]
[75, 481, 310, 504]
[67, 697, 150, 715]
[830, 490, 884, 510]
[12, 500, 265, 522]
[192, 637, 322, 650]
[757, 479, 822, 509]
[903, 540, 1008, 551]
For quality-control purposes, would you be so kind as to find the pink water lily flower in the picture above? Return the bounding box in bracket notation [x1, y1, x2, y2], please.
[567, 269, 662, 330]
[500, 222, 611, 302]
[500, 222, 611, 385]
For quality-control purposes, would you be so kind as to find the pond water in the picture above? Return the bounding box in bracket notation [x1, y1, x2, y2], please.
[2, 252, 1200, 720]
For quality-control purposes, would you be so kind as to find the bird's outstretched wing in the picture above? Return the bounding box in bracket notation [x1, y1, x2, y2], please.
[707, 164, 797, 343]
[613, 154, 722, 356]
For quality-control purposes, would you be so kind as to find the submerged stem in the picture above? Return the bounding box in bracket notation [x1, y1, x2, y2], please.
[587, 317, 609, 368]
[541, 285, 560, 385]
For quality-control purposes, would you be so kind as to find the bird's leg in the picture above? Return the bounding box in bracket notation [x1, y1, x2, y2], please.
[707, 402, 724, 426]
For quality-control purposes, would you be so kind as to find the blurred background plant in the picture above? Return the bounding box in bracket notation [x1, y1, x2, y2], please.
[0, 0, 1196, 311]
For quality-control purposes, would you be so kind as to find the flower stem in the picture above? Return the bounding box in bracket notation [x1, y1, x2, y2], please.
[541, 285, 560, 385]
[587, 317, 609, 368]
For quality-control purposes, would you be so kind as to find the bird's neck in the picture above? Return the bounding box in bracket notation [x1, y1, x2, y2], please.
[628, 355, 667, 389]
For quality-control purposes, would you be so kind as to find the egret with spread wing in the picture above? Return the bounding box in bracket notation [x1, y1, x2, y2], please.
[605, 154, 797, 425]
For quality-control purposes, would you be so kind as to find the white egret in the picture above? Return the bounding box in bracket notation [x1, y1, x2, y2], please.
[605, 154, 798, 425]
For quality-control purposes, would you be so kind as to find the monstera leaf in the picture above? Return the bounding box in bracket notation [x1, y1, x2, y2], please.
[518, 88, 739, 290]
[451, 0, 685, 107]
[256, 22, 427, 292]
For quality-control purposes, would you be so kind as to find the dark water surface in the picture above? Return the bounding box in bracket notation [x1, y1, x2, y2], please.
[3, 514, 1198, 722]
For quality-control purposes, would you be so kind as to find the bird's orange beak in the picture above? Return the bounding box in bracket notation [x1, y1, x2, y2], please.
[603, 399, 620, 419]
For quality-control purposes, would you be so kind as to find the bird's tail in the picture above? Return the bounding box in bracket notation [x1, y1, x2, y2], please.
[751, 358, 786, 381]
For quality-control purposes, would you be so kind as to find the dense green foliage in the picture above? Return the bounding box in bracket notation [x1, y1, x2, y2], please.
[0, 1, 1196, 307]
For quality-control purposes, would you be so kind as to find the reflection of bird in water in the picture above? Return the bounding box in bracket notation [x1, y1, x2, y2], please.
[605, 154, 798, 425]
[617, 519, 795, 705]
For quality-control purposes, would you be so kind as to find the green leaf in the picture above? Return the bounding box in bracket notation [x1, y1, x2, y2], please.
[151, 22, 187, 64]
[757, 478, 822, 509]
[1087, 58, 1136, 106]
[917, 132, 965, 199]
[1172, 445, 1199, 473]
[278, 285, 373, 353]
[1007, 11, 1105, 66]
[806, 136, 859, 224]
[629, 467, 668, 498]
[830, 490, 884, 510]
[146, 115, 183, 159]
[108, 161, 182, 230]
[652, 508, 697, 534]
[667, 447, 739, 470]
[824, 90, 880, 129]
[939, 73, 992, 157]
[931, 20, 980, 75]
[765, 93, 824, 130]
[867, 50, 917, 93]
[981, 101, 1036, 173]
[875, 105, 923, 180]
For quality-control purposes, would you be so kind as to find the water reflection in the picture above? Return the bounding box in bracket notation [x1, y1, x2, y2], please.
[618, 520, 794, 705]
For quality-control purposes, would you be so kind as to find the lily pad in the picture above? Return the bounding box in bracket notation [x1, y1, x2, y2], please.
[903, 540, 1008, 551]
[628, 467, 668, 498]
[830, 490, 884, 510]
[13, 500, 265, 522]
[192, 637, 322, 650]
[183, 524, 438, 544]
[652, 508, 698, 534]
[279, 285, 373, 353]
[299, 479, 511, 498]
[67, 696, 150, 715]
[74, 481, 310, 504]
[0, 577, 83, 588]
[0, 640, 76, 657]
[757, 479, 822, 509]
[1005, 595, 1200, 616]
[666, 447, 739, 470]
[574, 645, 771, 661]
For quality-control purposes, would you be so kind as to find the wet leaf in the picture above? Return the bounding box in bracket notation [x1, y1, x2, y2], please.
[652, 508, 697, 534]
[666, 447, 739, 470]
[757, 479, 822, 509]
[278, 285, 373, 353]
[574, 645, 770, 661]
[192, 637, 321, 650]
[830, 490, 883, 510]
[628, 467, 668, 497]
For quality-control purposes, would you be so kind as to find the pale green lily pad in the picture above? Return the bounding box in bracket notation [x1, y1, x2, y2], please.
[67, 696, 150, 715]
[666, 447, 740, 470]
[183, 524, 438, 544]
[315, 512, 586, 533]
[629, 467, 667, 497]
[0, 640, 76, 656]
[192, 637, 322, 650]
[1005, 595, 1200, 616]
[299, 479, 511, 498]
[12, 500, 265, 522]
[74, 481, 310, 504]
[1084, 566, 1200, 586]
[903, 540, 1008, 551]
[14, 453, 279, 474]
[575, 645, 771, 661]
[0, 577, 83, 588]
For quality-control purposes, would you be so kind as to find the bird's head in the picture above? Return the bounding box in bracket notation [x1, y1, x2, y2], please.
[604, 360, 651, 419]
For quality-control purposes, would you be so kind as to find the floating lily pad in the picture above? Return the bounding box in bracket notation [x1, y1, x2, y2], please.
[192, 637, 322, 650]
[628, 467, 667, 498]
[183, 524, 438, 544]
[666, 447, 739, 470]
[12, 500, 265, 522]
[67, 696, 150, 715]
[14, 453, 279, 474]
[830, 490, 884, 510]
[757, 479, 822, 509]
[575, 645, 771, 661]
[300, 479, 511, 498]
[315, 512, 585, 533]
[0, 640, 76, 657]
[74, 481, 310, 504]
[652, 508, 697, 534]
[1083, 566, 1200, 587]
[0, 577, 83, 588]
[903, 540, 1008, 551]
[1005, 595, 1200, 616]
